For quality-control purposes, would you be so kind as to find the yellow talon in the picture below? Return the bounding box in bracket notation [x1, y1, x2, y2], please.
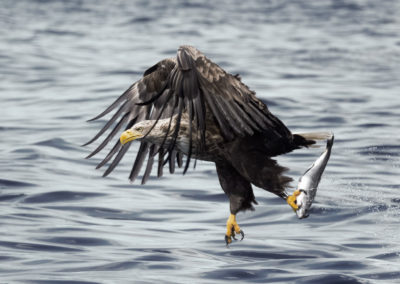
[226, 214, 241, 235]
[225, 214, 244, 245]
[287, 189, 301, 211]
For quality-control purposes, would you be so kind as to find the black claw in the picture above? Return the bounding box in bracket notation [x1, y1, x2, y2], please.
[239, 230, 244, 241]
[230, 225, 237, 240]
[225, 235, 230, 247]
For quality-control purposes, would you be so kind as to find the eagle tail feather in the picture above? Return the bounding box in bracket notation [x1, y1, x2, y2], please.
[293, 132, 333, 148]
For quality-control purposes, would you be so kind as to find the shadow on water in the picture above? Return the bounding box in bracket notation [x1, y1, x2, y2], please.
[0, 179, 37, 188]
[22, 191, 106, 203]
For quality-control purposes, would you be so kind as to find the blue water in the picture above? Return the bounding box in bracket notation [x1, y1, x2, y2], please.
[1, 0, 400, 283]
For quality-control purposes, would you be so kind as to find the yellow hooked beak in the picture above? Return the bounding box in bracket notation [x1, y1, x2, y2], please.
[119, 129, 143, 145]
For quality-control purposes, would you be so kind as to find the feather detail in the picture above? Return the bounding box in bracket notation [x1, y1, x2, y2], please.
[85, 45, 293, 184]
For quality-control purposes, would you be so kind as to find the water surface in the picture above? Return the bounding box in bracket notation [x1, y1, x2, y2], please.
[1, 0, 399, 283]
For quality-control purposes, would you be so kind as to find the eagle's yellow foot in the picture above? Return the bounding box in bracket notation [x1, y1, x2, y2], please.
[225, 214, 244, 246]
[286, 189, 301, 211]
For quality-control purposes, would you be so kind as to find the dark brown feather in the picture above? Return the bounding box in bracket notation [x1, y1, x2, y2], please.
[86, 45, 294, 184]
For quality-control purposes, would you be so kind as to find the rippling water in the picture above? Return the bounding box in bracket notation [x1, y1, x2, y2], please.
[1, 0, 400, 283]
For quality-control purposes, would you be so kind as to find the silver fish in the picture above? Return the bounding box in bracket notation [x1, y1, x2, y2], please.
[295, 133, 334, 219]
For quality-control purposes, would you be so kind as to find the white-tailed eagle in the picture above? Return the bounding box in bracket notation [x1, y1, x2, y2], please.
[85, 45, 328, 245]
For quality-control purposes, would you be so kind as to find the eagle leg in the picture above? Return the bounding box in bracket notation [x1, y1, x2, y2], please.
[216, 162, 255, 246]
[225, 214, 244, 246]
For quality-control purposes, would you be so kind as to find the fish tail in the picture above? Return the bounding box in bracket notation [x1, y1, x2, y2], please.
[326, 133, 334, 148]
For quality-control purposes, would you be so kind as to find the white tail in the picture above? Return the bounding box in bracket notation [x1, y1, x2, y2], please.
[294, 131, 333, 141]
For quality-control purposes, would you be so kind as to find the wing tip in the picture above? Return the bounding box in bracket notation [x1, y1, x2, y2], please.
[82, 141, 91, 147]
[86, 117, 97, 122]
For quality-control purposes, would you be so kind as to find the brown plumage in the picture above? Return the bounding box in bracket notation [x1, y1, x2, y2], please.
[85, 45, 320, 244]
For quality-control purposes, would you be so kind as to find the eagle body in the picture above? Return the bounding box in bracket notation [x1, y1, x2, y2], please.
[138, 114, 225, 162]
[86, 45, 320, 244]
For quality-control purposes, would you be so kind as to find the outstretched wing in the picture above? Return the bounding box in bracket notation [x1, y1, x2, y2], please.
[85, 45, 290, 184]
